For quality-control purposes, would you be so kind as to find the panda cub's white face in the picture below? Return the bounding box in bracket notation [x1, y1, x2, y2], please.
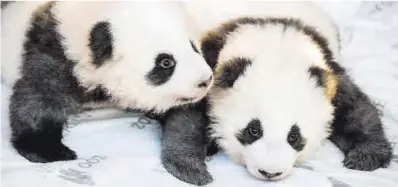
[105, 3, 213, 112]
[57, 2, 213, 113]
[208, 21, 335, 180]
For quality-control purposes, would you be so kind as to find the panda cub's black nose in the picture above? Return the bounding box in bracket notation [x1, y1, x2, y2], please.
[258, 170, 282, 178]
[197, 75, 212, 88]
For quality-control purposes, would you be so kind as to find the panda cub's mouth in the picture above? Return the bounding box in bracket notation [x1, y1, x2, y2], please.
[178, 97, 195, 102]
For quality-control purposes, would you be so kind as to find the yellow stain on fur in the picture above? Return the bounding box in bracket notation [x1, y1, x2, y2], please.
[326, 71, 338, 114]
[324, 70, 339, 101]
[32, 2, 56, 23]
[309, 38, 340, 104]
[214, 62, 225, 76]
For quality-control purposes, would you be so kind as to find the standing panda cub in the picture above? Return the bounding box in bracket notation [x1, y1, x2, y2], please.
[172, 1, 393, 182]
[1, 2, 213, 163]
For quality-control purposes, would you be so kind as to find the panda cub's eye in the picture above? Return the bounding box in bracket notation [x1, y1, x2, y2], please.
[156, 53, 176, 69]
[288, 131, 298, 143]
[249, 126, 260, 137]
[159, 58, 175, 69]
[246, 119, 262, 139]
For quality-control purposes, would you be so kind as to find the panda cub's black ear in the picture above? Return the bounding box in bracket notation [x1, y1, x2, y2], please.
[216, 57, 252, 88]
[89, 21, 113, 67]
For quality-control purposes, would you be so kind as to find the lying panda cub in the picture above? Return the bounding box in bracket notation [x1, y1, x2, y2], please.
[1, 1, 213, 164]
[164, 1, 393, 184]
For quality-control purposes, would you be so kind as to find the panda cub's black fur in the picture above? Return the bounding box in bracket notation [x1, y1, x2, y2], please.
[153, 99, 214, 186]
[9, 3, 111, 163]
[329, 74, 392, 170]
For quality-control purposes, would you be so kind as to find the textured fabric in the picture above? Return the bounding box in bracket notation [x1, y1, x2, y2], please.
[1, 2, 398, 187]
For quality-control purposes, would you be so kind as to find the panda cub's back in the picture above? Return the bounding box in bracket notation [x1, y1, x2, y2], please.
[1, 1, 112, 86]
[1, 1, 47, 86]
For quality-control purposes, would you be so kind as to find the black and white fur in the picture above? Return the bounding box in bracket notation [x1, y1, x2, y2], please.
[150, 99, 214, 186]
[1, 1, 213, 165]
[162, 1, 393, 183]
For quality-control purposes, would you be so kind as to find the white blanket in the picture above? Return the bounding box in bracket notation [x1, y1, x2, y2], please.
[1, 2, 398, 187]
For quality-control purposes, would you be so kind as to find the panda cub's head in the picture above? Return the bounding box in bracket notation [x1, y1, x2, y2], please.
[58, 2, 213, 113]
[192, 17, 343, 181]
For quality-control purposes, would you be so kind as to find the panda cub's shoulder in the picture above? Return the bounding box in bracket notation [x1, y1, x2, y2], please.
[1, 1, 110, 89]
[1, 2, 114, 109]
[1, 1, 48, 86]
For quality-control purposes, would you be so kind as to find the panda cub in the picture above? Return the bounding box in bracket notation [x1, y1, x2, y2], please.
[1, 2, 213, 163]
[173, 1, 393, 182]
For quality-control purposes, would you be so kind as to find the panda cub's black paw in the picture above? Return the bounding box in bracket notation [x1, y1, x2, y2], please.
[343, 140, 392, 171]
[13, 140, 77, 163]
[162, 157, 213, 186]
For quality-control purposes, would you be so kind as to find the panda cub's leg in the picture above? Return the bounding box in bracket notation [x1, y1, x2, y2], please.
[9, 77, 78, 163]
[158, 99, 213, 186]
[329, 74, 392, 171]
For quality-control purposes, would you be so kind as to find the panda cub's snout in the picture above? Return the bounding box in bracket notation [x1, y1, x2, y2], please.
[178, 75, 212, 102]
[247, 153, 292, 181]
[190, 72, 213, 99]
[177, 66, 213, 103]
[258, 170, 282, 179]
[256, 169, 288, 181]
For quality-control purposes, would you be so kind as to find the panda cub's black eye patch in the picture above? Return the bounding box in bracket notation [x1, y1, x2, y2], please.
[89, 21, 113, 67]
[236, 119, 263, 145]
[146, 53, 176, 86]
[287, 124, 306, 151]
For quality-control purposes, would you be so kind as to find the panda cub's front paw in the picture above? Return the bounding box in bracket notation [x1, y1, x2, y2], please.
[162, 156, 213, 186]
[343, 140, 392, 171]
[13, 139, 77, 163]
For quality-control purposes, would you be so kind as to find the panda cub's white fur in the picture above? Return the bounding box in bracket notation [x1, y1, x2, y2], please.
[180, 1, 392, 181]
